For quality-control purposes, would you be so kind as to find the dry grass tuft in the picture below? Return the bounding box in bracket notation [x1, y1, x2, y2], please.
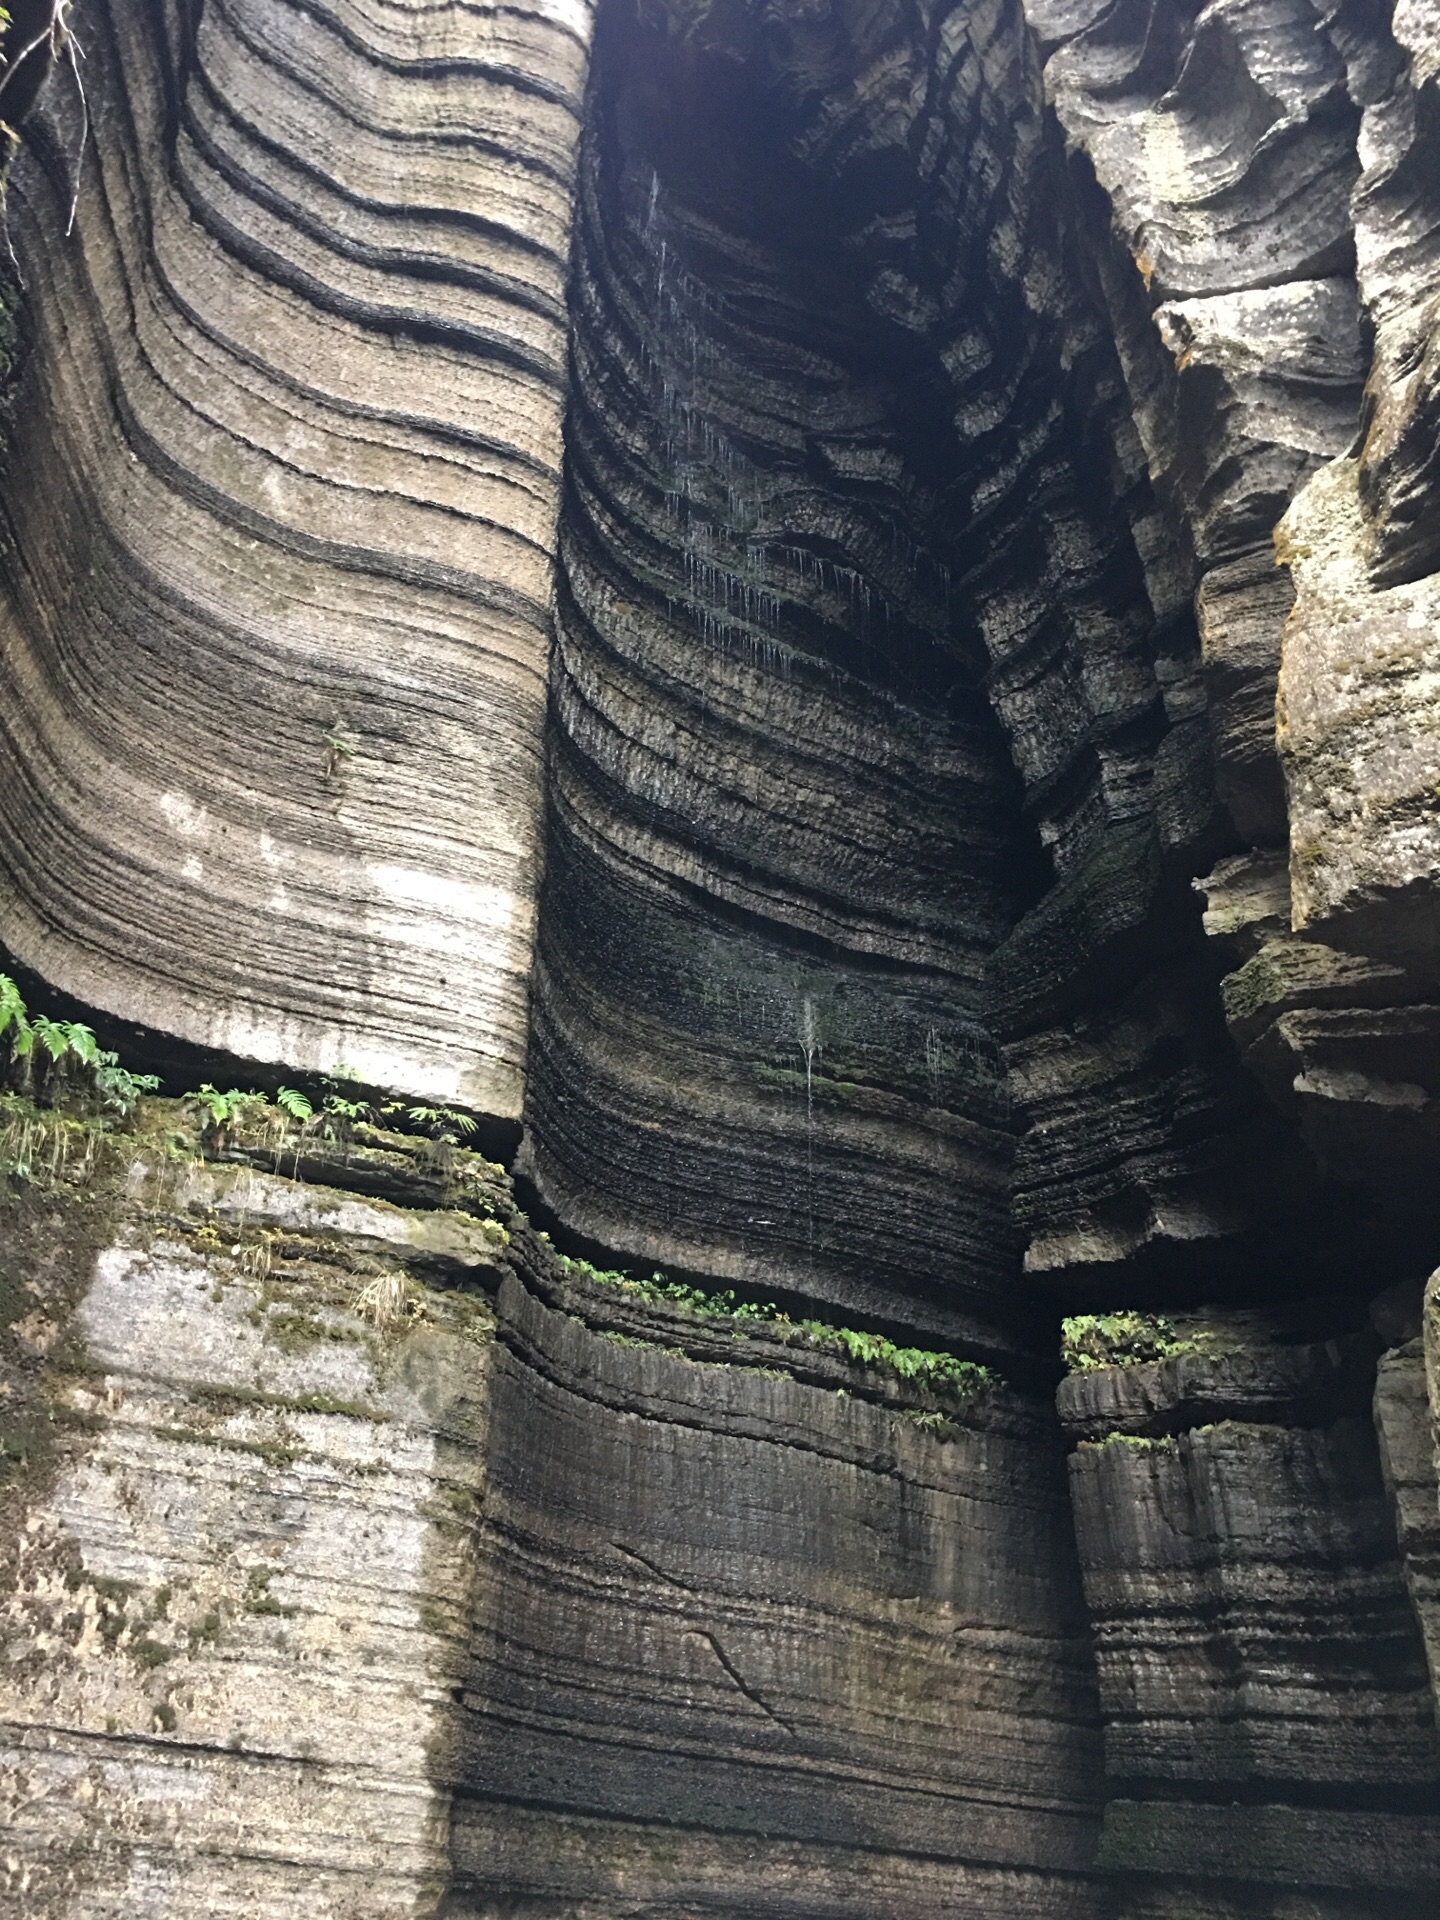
[351, 1271, 415, 1330]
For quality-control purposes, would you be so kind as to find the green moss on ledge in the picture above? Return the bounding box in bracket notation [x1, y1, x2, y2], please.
[555, 1254, 997, 1400]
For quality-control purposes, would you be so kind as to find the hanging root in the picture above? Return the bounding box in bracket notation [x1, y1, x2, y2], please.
[0, 1102, 102, 1185]
[0, 2, 89, 234]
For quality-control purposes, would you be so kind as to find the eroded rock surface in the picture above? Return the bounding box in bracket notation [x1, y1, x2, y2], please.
[2, 1154, 501, 1915]
[0, 0, 594, 1108]
[3, 0, 1440, 1911]
[2, 1135, 1109, 1916]
[1061, 1308, 1440, 1917]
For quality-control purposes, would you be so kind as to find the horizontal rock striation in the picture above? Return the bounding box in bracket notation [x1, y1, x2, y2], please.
[3, 0, 1440, 1912]
[1375, 1285, 1440, 1725]
[451, 1245, 1108, 1916]
[1002, 0, 1385, 1296]
[523, 0, 1309, 1337]
[1, 1147, 506, 1916]
[0, 0, 595, 1110]
[1060, 1308, 1440, 1917]
[522, 0, 1037, 1349]
[1, 1117, 1109, 1917]
[1035, 0, 1440, 1282]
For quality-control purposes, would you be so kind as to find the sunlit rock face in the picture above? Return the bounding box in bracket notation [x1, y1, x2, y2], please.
[0, 0, 594, 1110]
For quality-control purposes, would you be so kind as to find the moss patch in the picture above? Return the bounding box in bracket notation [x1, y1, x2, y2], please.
[556, 1254, 997, 1400]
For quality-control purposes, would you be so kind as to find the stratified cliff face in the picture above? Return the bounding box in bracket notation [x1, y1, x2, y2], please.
[2, 1131, 1108, 1918]
[523, 0, 1041, 1351]
[0, 0, 593, 1109]
[3, 0, 1440, 1916]
[1035, 0, 1440, 1279]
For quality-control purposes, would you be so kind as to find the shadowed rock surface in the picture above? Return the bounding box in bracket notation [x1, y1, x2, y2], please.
[2, 1126, 1109, 1916]
[2, 0, 1440, 1913]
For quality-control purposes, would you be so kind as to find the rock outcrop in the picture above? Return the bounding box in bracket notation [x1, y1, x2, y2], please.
[3, 1122, 1108, 1917]
[0, 0, 594, 1109]
[1060, 1305, 1440, 1915]
[2, 0, 1440, 1913]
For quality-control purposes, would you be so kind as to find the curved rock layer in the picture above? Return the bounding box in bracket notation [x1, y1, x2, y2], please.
[523, 0, 1302, 1344]
[1033, 0, 1440, 1274]
[524, 0, 1033, 1351]
[4, 0, 1440, 1914]
[0, 0, 593, 1109]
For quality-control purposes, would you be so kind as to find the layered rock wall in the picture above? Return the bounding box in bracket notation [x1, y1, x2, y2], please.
[3, 0, 1440, 1913]
[2, 1128, 1109, 1918]
[1, 1150, 503, 1915]
[522, 0, 1038, 1348]
[1061, 1309, 1440, 1915]
[0, 0, 594, 1109]
[524, 0, 1301, 1345]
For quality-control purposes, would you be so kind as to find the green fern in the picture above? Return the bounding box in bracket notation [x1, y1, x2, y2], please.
[0, 971, 30, 1054]
[28, 1014, 72, 1062]
[404, 1103, 477, 1139]
[275, 1086, 314, 1125]
[185, 1085, 269, 1146]
[1060, 1312, 1212, 1374]
[64, 1021, 99, 1065]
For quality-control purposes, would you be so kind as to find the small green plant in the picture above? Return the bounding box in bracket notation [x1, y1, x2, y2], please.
[93, 1053, 160, 1117]
[0, 973, 158, 1119]
[314, 1093, 371, 1143]
[274, 1086, 313, 1126]
[2, 986, 99, 1093]
[0, 970, 32, 1075]
[396, 1103, 477, 1139]
[904, 1409, 959, 1439]
[1061, 1312, 1209, 1374]
[381, 1100, 478, 1171]
[554, 1256, 996, 1400]
[323, 724, 355, 778]
[184, 1085, 272, 1152]
[794, 1322, 993, 1395]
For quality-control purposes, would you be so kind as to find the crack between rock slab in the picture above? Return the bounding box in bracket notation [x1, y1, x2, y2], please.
[686, 1629, 804, 1745]
[452, 1759, 1102, 1832]
[606, 1544, 802, 1744]
[609, 1540, 700, 1592]
[497, 1327, 1034, 1490]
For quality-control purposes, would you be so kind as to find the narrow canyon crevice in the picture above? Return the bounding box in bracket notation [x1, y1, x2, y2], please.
[1, 0, 1439, 1915]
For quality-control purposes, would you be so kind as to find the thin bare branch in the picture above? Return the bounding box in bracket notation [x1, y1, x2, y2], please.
[63, 25, 85, 234]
